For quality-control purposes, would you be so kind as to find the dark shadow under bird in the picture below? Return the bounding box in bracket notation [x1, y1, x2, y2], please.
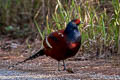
[8, 19, 82, 71]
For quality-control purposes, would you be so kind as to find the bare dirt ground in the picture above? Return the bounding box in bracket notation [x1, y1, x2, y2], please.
[0, 38, 120, 80]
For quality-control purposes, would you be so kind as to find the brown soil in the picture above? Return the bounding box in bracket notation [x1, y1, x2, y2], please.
[0, 38, 120, 79]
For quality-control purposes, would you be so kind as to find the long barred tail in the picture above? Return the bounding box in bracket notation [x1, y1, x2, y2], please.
[23, 49, 45, 61]
[8, 49, 45, 69]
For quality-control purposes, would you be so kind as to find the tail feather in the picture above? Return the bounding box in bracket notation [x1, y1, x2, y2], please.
[24, 49, 45, 61]
[8, 49, 45, 69]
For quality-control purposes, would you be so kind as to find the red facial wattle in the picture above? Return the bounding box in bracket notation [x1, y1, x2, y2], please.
[72, 19, 81, 25]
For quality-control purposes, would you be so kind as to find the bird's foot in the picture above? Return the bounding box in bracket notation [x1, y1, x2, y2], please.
[66, 68, 74, 73]
[63, 67, 66, 71]
[8, 65, 15, 69]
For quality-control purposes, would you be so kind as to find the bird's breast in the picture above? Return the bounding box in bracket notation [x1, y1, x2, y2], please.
[43, 30, 81, 61]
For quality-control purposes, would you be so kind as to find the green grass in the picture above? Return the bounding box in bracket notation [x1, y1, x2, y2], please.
[43, 0, 119, 54]
[0, 0, 119, 55]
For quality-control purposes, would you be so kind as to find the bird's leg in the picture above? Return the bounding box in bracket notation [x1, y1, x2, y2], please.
[58, 61, 60, 71]
[63, 60, 66, 70]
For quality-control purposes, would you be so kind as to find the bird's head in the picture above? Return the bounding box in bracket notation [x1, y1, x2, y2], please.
[71, 19, 81, 25]
[64, 19, 82, 33]
[64, 19, 82, 42]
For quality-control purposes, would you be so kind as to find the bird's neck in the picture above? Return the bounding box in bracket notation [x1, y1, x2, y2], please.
[65, 29, 81, 43]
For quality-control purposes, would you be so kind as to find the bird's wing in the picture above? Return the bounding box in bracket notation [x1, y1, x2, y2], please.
[43, 30, 67, 49]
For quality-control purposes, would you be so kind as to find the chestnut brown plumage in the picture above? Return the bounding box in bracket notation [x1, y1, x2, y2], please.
[9, 19, 82, 71]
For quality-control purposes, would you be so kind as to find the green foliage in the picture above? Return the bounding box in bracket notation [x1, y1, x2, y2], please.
[0, 0, 119, 54]
[44, 0, 119, 53]
[34, 20, 44, 40]
[111, 0, 120, 46]
[5, 26, 14, 32]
